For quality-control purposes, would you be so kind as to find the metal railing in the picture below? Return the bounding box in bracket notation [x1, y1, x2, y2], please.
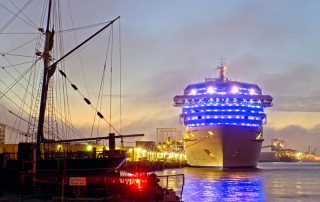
[157, 173, 185, 200]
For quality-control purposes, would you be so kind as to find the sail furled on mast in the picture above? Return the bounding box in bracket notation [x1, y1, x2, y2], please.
[48, 28, 55, 51]
[47, 63, 56, 79]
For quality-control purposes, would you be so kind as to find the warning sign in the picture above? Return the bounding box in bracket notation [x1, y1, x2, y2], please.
[69, 177, 87, 186]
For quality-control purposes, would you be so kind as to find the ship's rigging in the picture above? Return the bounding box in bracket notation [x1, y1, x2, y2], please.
[0, 0, 134, 156]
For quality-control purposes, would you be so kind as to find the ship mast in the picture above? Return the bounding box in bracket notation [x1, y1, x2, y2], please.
[35, 0, 120, 160]
[216, 57, 227, 81]
[36, 0, 53, 160]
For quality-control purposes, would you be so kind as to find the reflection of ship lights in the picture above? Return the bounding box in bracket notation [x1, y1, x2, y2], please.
[183, 173, 265, 201]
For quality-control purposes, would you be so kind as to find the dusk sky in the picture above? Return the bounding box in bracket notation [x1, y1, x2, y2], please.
[1, 0, 320, 152]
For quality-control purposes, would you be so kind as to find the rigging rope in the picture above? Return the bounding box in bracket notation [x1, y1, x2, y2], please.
[0, 1, 38, 33]
[89, 27, 113, 138]
[118, 18, 122, 135]
[0, 32, 38, 35]
[5, 36, 39, 54]
[58, 69, 121, 135]
[0, 2, 122, 144]
[0, 79, 32, 118]
[8, 0, 38, 28]
[0, 60, 35, 68]
[109, 24, 114, 134]
[57, 21, 112, 33]
[66, 0, 91, 108]
[56, 0, 81, 141]
[0, 22, 112, 35]
[0, 53, 34, 58]
[0, 47, 85, 143]
[0, 57, 39, 99]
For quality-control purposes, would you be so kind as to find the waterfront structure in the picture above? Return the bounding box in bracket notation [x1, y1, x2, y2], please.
[271, 138, 285, 151]
[156, 128, 184, 153]
[173, 62, 273, 167]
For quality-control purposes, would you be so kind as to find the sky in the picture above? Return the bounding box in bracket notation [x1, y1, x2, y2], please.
[0, 0, 320, 152]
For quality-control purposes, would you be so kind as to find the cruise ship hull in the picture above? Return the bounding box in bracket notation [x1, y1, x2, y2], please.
[185, 125, 263, 168]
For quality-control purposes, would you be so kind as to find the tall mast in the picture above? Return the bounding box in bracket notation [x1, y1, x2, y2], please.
[36, 0, 53, 160]
[35, 11, 120, 159]
[217, 57, 227, 81]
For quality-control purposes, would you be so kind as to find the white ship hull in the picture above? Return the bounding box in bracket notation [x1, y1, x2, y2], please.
[185, 125, 263, 168]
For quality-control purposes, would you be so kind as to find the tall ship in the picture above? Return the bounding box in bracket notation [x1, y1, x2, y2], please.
[173, 62, 273, 167]
[0, 0, 143, 188]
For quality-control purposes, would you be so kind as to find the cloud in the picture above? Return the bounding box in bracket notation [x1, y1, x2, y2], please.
[120, 0, 320, 111]
[271, 96, 320, 112]
[258, 64, 320, 95]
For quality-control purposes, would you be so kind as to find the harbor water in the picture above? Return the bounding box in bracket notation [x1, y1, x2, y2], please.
[156, 162, 320, 202]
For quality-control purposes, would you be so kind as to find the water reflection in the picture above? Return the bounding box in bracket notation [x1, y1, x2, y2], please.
[184, 168, 264, 202]
[258, 162, 320, 201]
[155, 163, 320, 201]
[157, 168, 265, 202]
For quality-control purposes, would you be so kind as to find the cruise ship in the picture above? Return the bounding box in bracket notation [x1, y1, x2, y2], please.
[173, 62, 273, 168]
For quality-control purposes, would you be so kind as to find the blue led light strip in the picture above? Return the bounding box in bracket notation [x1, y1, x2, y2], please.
[181, 101, 265, 128]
